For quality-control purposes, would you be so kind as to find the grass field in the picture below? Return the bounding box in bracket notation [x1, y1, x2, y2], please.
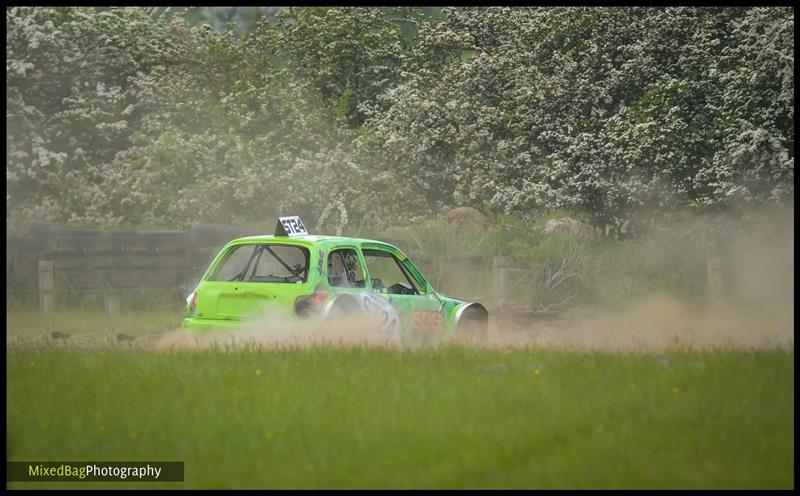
[6, 310, 795, 489]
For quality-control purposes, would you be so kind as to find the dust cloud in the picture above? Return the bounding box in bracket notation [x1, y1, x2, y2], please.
[486, 206, 794, 352]
[486, 295, 793, 352]
[153, 294, 793, 353]
[155, 311, 400, 351]
[154, 207, 793, 353]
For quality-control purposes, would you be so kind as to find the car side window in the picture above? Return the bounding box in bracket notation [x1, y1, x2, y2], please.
[246, 245, 309, 283]
[362, 249, 422, 295]
[327, 249, 366, 288]
[208, 244, 309, 283]
[209, 245, 256, 282]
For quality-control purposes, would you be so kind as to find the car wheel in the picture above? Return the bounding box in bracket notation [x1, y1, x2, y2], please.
[322, 294, 401, 346]
[455, 304, 489, 345]
[457, 317, 488, 345]
[324, 294, 361, 320]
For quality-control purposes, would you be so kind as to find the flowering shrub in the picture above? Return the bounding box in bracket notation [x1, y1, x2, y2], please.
[6, 7, 793, 233]
[366, 7, 794, 232]
[7, 7, 182, 225]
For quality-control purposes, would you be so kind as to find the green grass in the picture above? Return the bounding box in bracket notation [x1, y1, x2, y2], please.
[6, 310, 794, 489]
[6, 308, 180, 346]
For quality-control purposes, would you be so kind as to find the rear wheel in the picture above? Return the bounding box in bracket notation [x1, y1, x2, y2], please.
[324, 294, 360, 320]
[321, 294, 400, 346]
[316, 295, 364, 345]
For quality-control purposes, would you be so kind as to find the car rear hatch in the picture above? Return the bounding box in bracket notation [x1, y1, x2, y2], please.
[193, 242, 313, 322]
[195, 281, 311, 321]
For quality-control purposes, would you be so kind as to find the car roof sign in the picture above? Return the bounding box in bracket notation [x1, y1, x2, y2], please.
[275, 216, 309, 237]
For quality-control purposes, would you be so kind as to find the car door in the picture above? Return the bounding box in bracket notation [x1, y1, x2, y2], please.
[360, 245, 444, 345]
[325, 246, 368, 294]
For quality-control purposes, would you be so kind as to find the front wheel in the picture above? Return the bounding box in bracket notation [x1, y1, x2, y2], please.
[454, 304, 489, 345]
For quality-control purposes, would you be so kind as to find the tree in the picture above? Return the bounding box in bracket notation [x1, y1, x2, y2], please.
[276, 7, 424, 127]
[365, 7, 794, 231]
[119, 18, 381, 230]
[7, 7, 792, 232]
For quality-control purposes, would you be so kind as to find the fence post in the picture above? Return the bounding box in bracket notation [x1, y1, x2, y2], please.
[104, 291, 121, 314]
[493, 256, 514, 302]
[706, 258, 724, 306]
[38, 260, 55, 313]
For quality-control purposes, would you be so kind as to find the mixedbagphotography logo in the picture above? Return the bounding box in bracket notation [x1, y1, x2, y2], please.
[7, 462, 184, 482]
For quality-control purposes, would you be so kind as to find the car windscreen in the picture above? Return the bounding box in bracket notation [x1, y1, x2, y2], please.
[208, 244, 310, 283]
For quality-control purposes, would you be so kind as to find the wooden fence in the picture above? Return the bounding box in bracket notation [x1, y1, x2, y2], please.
[7, 223, 261, 312]
[7, 223, 534, 313]
[6, 223, 726, 313]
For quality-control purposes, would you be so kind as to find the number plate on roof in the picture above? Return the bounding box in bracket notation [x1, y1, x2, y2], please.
[276, 216, 308, 237]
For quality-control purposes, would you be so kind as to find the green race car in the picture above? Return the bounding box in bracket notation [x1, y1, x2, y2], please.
[182, 216, 489, 345]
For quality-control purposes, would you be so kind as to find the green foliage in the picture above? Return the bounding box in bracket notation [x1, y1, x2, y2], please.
[276, 7, 425, 127]
[180, 7, 285, 35]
